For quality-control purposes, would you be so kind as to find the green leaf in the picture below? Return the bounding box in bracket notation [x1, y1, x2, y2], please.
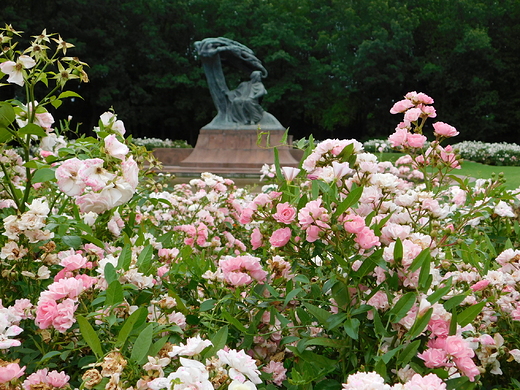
[222, 310, 249, 333]
[116, 307, 147, 348]
[18, 123, 47, 137]
[427, 277, 453, 304]
[388, 292, 416, 323]
[283, 288, 303, 308]
[105, 280, 124, 307]
[393, 238, 403, 264]
[32, 167, 56, 183]
[304, 337, 349, 348]
[409, 248, 430, 273]
[333, 185, 363, 217]
[117, 244, 132, 271]
[137, 245, 154, 274]
[0, 127, 14, 143]
[303, 302, 330, 327]
[408, 308, 433, 340]
[58, 91, 84, 99]
[104, 262, 118, 285]
[77, 315, 103, 359]
[443, 295, 466, 311]
[62, 235, 82, 249]
[130, 323, 154, 364]
[147, 335, 169, 358]
[200, 299, 216, 312]
[326, 313, 348, 331]
[343, 317, 360, 340]
[398, 340, 421, 365]
[203, 325, 228, 358]
[0, 102, 15, 128]
[458, 301, 486, 327]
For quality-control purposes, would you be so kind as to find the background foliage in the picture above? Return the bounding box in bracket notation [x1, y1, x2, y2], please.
[2, 0, 519, 144]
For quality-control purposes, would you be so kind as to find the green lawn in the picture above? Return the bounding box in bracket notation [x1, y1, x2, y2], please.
[380, 153, 520, 190]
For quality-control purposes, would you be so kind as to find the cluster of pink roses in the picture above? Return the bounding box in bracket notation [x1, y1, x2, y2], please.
[35, 274, 96, 333]
[217, 255, 268, 287]
[418, 334, 480, 381]
[389, 91, 459, 150]
[55, 138, 138, 214]
[342, 371, 446, 390]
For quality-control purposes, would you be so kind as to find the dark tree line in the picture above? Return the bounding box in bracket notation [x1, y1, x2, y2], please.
[2, 0, 520, 144]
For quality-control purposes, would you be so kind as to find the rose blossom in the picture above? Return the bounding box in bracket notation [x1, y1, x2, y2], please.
[273, 202, 296, 224]
[250, 228, 263, 250]
[269, 227, 291, 247]
[104, 134, 129, 159]
[433, 122, 459, 137]
[0, 363, 26, 383]
[390, 99, 415, 114]
[406, 133, 427, 148]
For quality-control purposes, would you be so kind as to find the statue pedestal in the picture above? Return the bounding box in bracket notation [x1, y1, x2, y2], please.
[179, 129, 300, 169]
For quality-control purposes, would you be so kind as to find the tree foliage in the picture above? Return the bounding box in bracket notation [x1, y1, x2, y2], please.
[2, 0, 519, 143]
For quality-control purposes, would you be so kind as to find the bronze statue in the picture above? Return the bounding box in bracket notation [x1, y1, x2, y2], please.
[195, 37, 283, 129]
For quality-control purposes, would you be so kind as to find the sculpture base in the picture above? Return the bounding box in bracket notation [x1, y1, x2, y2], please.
[179, 129, 300, 168]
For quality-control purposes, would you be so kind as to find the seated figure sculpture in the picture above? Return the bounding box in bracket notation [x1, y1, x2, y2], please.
[227, 71, 266, 125]
[195, 37, 284, 129]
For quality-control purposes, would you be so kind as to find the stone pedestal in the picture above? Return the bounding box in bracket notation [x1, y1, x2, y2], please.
[179, 129, 299, 168]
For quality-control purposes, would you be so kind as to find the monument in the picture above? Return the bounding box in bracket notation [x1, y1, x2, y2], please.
[179, 37, 299, 170]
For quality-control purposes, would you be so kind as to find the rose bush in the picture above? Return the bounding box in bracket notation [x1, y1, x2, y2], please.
[2, 26, 520, 390]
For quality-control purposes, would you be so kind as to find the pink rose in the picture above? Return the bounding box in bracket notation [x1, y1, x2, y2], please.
[305, 225, 321, 242]
[444, 335, 474, 359]
[52, 298, 77, 333]
[0, 363, 26, 383]
[104, 134, 129, 159]
[55, 158, 87, 196]
[388, 128, 409, 147]
[417, 348, 448, 368]
[454, 357, 480, 382]
[239, 208, 255, 224]
[251, 228, 263, 250]
[354, 227, 380, 249]
[433, 122, 459, 137]
[470, 279, 490, 291]
[273, 202, 297, 224]
[404, 107, 423, 123]
[269, 228, 291, 247]
[390, 99, 415, 114]
[403, 373, 446, 390]
[344, 215, 366, 234]
[35, 299, 59, 329]
[407, 133, 427, 148]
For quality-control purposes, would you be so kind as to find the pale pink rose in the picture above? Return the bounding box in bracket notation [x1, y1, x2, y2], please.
[454, 357, 479, 382]
[0, 363, 26, 383]
[34, 112, 54, 130]
[305, 225, 321, 242]
[417, 348, 448, 368]
[433, 122, 459, 137]
[23, 369, 70, 390]
[60, 254, 88, 271]
[35, 299, 59, 329]
[298, 199, 329, 228]
[332, 161, 352, 179]
[217, 349, 262, 384]
[421, 105, 437, 118]
[55, 158, 87, 196]
[388, 128, 408, 147]
[239, 208, 255, 224]
[281, 166, 300, 181]
[273, 202, 297, 224]
[79, 158, 116, 191]
[262, 361, 287, 386]
[406, 133, 427, 148]
[390, 99, 415, 114]
[355, 227, 380, 249]
[269, 228, 291, 248]
[366, 291, 389, 311]
[104, 134, 129, 159]
[479, 334, 496, 345]
[250, 228, 263, 250]
[122, 156, 139, 189]
[344, 215, 366, 234]
[404, 107, 423, 123]
[403, 373, 446, 390]
[427, 319, 450, 337]
[52, 299, 77, 333]
[46, 277, 84, 300]
[169, 335, 213, 357]
[470, 279, 490, 291]
[444, 335, 474, 359]
[342, 372, 391, 390]
[226, 272, 252, 286]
